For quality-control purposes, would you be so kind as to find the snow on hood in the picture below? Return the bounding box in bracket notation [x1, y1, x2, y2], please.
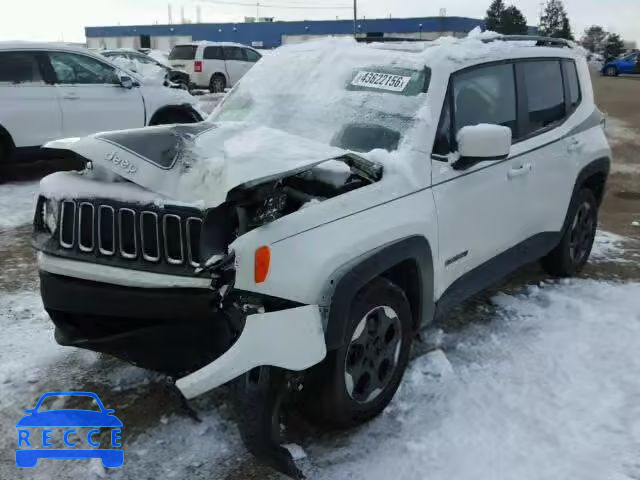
[44, 122, 346, 207]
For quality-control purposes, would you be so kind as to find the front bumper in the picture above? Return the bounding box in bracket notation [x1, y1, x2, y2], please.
[39, 258, 327, 394]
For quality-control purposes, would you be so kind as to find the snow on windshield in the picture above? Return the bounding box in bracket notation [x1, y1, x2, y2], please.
[210, 38, 430, 153]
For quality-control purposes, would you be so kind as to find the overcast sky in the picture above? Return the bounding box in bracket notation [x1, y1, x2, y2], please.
[1, 0, 638, 45]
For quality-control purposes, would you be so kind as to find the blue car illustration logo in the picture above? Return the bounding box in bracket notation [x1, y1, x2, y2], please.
[16, 391, 123, 468]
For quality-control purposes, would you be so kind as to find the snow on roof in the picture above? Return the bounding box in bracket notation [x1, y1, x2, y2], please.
[267, 29, 580, 73]
[174, 40, 256, 48]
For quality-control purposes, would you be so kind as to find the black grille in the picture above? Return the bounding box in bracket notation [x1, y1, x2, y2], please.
[54, 199, 203, 272]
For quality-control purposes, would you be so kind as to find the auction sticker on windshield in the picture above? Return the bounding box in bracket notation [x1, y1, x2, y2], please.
[351, 71, 412, 92]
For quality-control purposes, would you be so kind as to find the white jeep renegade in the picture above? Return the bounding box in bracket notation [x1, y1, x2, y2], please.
[32, 33, 610, 475]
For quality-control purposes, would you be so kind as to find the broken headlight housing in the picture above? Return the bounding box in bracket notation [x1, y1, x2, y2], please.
[41, 198, 59, 234]
[249, 191, 288, 227]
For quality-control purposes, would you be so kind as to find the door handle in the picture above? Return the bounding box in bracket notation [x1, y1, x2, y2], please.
[567, 138, 583, 152]
[507, 163, 532, 179]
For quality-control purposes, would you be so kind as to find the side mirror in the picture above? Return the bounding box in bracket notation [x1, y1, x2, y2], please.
[452, 124, 512, 171]
[118, 75, 134, 89]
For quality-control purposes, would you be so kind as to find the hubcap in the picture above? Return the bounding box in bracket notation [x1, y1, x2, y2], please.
[569, 201, 595, 264]
[344, 306, 402, 404]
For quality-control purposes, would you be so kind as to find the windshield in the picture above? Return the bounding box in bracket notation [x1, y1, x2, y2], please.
[210, 42, 429, 153]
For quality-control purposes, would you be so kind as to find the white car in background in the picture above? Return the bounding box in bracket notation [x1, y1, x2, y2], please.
[0, 42, 202, 166]
[168, 42, 262, 92]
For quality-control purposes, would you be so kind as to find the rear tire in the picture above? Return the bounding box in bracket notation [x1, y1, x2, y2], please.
[541, 188, 598, 277]
[302, 277, 413, 428]
[209, 74, 226, 93]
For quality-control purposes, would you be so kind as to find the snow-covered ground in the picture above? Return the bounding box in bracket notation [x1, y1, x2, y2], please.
[1, 275, 639, 479]
[0, 181, 39, 231]
[0, 210, 638, 479]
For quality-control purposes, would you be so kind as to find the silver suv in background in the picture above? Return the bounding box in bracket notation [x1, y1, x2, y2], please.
[168, 42, 262, 92]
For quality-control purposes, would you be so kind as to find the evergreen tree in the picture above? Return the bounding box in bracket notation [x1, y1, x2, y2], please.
[501, 6, 528, 35]
[485, 0, 506, 32]
[539, 0, 572, 39]
[560, 15, 574, 40]
[581, 25, 608, 53]
[603, 33, 625, 61]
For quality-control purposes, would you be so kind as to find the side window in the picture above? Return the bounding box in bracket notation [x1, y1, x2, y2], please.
[522, 60, 565, 133]
[244, 49, 261, 62]
[203, 46, 224, 60]
[562, 60, 581, 112]
[453, 63, 517, 139]
[49, 52, 119, 85]
[223, 47, 246, 62]
[0, 51, 43, 83]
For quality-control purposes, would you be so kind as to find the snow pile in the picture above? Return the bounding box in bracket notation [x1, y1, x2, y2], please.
[591, 230, 633, 262]
[109, 56, 166, 82]
[0, 292, 66, 407]
[147, 50, 170, 66]
[196, 93, 226, 115]
[40, 171, 176, 206]
[311, 279, 640, 480]
[0, 180, 39, 230]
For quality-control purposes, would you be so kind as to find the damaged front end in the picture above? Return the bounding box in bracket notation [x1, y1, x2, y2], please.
[33, 121, 383, 477]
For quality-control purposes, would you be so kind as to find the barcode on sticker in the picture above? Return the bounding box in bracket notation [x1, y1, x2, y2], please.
[351, 71, 412, 92]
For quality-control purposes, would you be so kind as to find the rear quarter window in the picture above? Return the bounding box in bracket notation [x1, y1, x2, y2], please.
[522, 60, 565, 133]
[0, 51, 43, 83]
[562, 59, 581, 111]
[169, 45, 197, 60]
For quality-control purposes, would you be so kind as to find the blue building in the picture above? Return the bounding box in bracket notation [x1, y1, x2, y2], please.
[85, 16, 486, 51]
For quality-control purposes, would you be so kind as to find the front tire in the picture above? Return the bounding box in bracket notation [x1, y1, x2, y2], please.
[303, 277, 413, 428]
[605, 66, 618, 77]
[541, 188, 598, 277]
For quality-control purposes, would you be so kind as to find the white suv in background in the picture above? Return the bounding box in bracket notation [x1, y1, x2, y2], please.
[168, 42, 262, 92]
[0, 42, 202, 167]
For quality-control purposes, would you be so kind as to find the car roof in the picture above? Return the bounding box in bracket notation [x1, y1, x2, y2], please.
[272, 33, 583, 77]
[0, 41, 145, 81]
[0, 41, 90, 53]
[173, 41, 256, 49]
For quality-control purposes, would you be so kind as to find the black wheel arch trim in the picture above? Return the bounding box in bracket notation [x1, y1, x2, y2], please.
[562, 156, 610, 234]
[149, 104, 203, 125]
[0, 123, 16, 159]
[322, 236, 434, 351]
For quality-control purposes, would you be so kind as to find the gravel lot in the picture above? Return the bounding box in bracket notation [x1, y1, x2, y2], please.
[0, 74, 638, 479]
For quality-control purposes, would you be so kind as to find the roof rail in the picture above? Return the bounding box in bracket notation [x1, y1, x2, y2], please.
[484, 35, 573, 48]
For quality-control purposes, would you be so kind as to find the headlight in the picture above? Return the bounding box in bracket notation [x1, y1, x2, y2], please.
[42, 199, 59, 234]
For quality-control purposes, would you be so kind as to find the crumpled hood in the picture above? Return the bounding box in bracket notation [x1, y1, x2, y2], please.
[45, 122, 347, 207]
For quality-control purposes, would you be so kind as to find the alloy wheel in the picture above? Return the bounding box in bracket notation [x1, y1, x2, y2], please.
[569, 201, 595, 264]
[344, 306, 402, 404]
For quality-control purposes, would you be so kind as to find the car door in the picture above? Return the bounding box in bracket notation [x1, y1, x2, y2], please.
[0, 50, 62, 147]
[222, 46, 251, 86]
[431, 62, 530, 294]
[617, 54, 637, 74]
[510, 59, 575, 237]
[47, 51, 145, 137]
